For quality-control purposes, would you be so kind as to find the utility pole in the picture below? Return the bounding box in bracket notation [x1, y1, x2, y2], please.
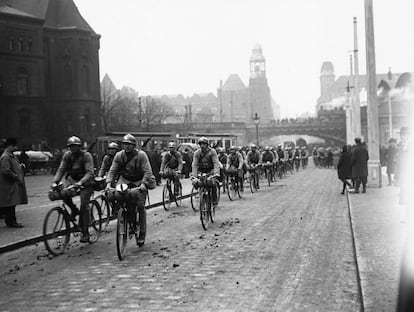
[138, 96, 142, 128]
[387, 67, 393, 139]
[219, 80, 223, 122]
[365, 0, 381, 187]
[353, 17, 362, 139]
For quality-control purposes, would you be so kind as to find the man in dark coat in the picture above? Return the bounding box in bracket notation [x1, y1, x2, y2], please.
[0, 138, 27, 227]
[337, 145, 352, 194]
[350, 138, 369, 193]
[150, 145, 162, 186]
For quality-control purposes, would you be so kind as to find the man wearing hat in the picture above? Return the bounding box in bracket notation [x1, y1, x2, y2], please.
[350, 137, 369, 193]
[98, 142, 119, 178]
[52, 136, 95, 242]
[0, 138, 27, 227]
[385, 138, 397, 186]
[160, 141, 183, 196]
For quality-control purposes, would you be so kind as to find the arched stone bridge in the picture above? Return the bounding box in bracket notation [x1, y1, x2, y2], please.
[245, 123, 346, 146]
[157, 121, 346, 146]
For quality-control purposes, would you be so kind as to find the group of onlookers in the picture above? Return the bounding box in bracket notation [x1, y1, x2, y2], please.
[336, 126, 410, 195]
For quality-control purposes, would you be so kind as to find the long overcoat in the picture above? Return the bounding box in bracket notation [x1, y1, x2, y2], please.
[0, 150, 28, 207]
[337, 151, 352, 179]
[351, 144, 369, 178]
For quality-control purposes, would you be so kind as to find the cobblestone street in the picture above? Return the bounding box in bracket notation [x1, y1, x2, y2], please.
[0, 165, 369, 311]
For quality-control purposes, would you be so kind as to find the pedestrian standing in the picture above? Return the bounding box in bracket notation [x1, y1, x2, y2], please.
[350, 138, 369, 194]
[150, 145, 162, 186]
[385, 138, 397, 186]
[337, 145, 352, 194]
[0, 138, 27, 227]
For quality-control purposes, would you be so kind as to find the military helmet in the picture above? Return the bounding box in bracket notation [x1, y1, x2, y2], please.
[230, 145, 237, 151]
[265, 146, 271, 151]
[67, 136, 82, 147]
[168, 142, 176, 148]
[198, 137, 209, 145]
[108, 142, 119, 149]
[216, 147, 224, 153]
[122, 134, 136, 145]
[250, 144, 257, 149]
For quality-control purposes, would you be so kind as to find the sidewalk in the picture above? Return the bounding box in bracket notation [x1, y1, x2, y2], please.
[348, 179, 406, 312]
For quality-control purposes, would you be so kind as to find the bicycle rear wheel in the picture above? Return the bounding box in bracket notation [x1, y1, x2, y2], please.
[116, 208, 128, 260]
[190, 186, 199, 212]
[162, 183, 172, 211]
[227, 177, 237, 201]
[200, 193, 210, 230]
[94, 194, 111, 231]
[43, 207, 70, 256]
[88, 200, 102, 243]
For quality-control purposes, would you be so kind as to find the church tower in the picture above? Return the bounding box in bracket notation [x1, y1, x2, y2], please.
[248, 44, 274, 123]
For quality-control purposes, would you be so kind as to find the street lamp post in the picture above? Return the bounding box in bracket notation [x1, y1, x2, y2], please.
[253, 113, 260, 146]
[387, 67, 393, 139]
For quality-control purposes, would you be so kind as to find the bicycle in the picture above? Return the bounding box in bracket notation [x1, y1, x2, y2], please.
[109, 183, 145, 260]
[190, 185, 200, 212]
[248, 165, 260, 193]
[194, 174, 219, 230]
[162, 173, 182, 211]
[226, 169, 243, 200]
[93, 176, 116, 231]
[263, 162, 273, 186]
[44, 183, 102, 256]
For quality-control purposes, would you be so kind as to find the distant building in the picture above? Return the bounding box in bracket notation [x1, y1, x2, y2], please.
[0, 0, 101, 148]
[317, 61, 412, 144]
[154, 44, 280, 125]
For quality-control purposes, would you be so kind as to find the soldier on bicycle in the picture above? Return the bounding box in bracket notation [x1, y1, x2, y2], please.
[262, 146, 275, 181]
[159, 142, 183, 197]
[246, 144, 261, 189]
[226, 146, 244, 191]
[51, 136, 95, 243]
[106, 134, 156, 247]
[98, 142, 119, 177]
[191, 137, 220, 206]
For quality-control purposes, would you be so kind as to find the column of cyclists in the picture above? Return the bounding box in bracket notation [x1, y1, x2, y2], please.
[42, 134, 309, 260]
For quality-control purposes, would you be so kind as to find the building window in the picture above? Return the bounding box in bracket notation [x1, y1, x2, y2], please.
[64, 65, 73, 97]
[27, 39, 33, 53]
[9, 36, 14, 51]
[16, 67, 29, 96]
[18, 38, 23, 52]
[80, 65, 89, 96]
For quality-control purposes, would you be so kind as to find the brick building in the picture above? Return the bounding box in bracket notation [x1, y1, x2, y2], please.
[0, 0, 101, 149]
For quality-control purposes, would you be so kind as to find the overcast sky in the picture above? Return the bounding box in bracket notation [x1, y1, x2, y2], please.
[75, 0, 414, 118]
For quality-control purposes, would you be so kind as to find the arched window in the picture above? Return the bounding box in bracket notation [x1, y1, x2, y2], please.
[80, 65, 89, 96]
[18, 38, 23, 52]
[16, 67, 29, 96]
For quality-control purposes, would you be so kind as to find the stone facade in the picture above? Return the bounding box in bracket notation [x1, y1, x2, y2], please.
[0, 0, 101, 149]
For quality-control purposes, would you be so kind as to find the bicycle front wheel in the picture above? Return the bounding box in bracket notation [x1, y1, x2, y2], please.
[88, 200, 102, 243]
[94, 194, 111, 231]
[175, 182, 182, 207]
[116, 208, 128, 260]
[43, 207, 70, 256]
[162, 183, 172, 211]
[200, 193, 210, 230]
[190, 186, 199, 212]
[249, 174, 256, 193]
[227, 177, 237, 201]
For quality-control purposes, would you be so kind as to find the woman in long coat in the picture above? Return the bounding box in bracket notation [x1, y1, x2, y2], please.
[337, 145, 352, 194]
[0, 138, 27, 227]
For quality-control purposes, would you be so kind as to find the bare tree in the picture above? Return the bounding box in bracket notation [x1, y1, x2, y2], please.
[141, 97, 175, 131]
